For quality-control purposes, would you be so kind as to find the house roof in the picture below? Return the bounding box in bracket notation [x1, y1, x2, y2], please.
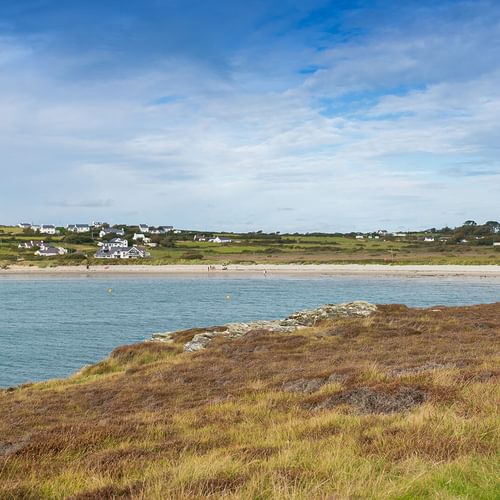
[38, 247, 60, 255]
[95, 246, 145, 257]
[95, 247, 123, 257]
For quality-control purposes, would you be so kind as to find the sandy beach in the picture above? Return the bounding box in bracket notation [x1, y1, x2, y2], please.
[1, 263, 499, 278]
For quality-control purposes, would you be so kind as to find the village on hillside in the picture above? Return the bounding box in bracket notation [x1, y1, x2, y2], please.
[11, 222, 240, 260]
[0, 220, 498, 266]
[14, 222, 177, 259]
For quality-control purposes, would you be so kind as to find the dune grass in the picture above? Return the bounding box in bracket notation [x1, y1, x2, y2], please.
[0, 303, 499, 498]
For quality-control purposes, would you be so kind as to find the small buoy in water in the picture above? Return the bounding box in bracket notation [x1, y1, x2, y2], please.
[225, 295, 231, 300]
[107, 288, 113, 294]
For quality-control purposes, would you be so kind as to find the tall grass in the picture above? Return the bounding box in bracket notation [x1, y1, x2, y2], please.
[0, 303, 499, 498]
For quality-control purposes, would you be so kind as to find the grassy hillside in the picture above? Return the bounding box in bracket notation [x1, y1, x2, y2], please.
[1, 303, 499, 498]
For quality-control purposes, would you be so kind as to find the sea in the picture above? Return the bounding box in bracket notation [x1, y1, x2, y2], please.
[0, 274, 499, 387]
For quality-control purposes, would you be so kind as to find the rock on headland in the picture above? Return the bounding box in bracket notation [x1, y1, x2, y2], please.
[151, 301, 377, 352]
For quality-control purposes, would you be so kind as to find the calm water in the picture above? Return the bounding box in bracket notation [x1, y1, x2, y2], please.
[0, 274, 499, 387]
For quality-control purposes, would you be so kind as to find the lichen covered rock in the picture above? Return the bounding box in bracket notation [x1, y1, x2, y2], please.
[149, 301, 378, 352]
[184, 332, 218, 352]
[283, 301, 378, 327]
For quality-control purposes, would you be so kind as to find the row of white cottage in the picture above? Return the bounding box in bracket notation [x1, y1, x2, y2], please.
[18, 223, 101, 234]
[18, 223, 174, 235]
[18, 241, 68, 257]
[18, 239, 148, 259]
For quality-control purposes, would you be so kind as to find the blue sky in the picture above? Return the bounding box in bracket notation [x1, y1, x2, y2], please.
[0, 0, 499, 231]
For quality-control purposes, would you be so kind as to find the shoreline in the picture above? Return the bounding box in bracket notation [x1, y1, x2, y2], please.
[1, 263, 499, 278]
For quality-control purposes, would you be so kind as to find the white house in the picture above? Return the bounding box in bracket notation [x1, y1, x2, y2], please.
[355, 235, 364, 240]
[39, 225, 57, 235]
[67, 224, 90, 233]
[493, 242, 500, 247]
[99, 237, 129, 248]
[91, 221, 105, 228]
[424, 237, 435, 242]
[18, 240, 44, 249]
[133, 233, 151, 243]
[121, 246, 149, 258]
[99, 227, 125, 238]
[209, 236, 232, 244]
[35, 246, 67, 257]
[138, 224, 150, 233]
[18, 223, 31, 229]
[153, 225, 174, 234]
[94, 246, 148, 259]
[392, 232, 406, 238]
[30, 224, 41, 232]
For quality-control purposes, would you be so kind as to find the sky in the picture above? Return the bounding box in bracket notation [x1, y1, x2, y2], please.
[0, 0, 499, 232]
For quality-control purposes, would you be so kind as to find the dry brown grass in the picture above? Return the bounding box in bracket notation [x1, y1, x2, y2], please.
[0, 303, 499, 499]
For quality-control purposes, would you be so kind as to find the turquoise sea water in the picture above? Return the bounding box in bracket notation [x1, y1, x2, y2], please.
[0, 274, 499, 387]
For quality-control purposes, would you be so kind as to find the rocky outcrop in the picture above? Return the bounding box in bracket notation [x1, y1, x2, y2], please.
[282, 301, 378, 327]
[183, 332, 216, 352]
[151, 301, 377, 352]
[183, 321, 299, 352]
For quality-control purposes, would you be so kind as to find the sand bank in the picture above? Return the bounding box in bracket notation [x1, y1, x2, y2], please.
[1, 263, 499, 278]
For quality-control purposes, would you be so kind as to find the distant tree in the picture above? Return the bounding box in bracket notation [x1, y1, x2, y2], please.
[476, 236, 494, 246]
[64, 233, 94, 244]
[101, 233, 119, 242]
[463, 220, 477, 226]
[485, 221, 500, 233]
